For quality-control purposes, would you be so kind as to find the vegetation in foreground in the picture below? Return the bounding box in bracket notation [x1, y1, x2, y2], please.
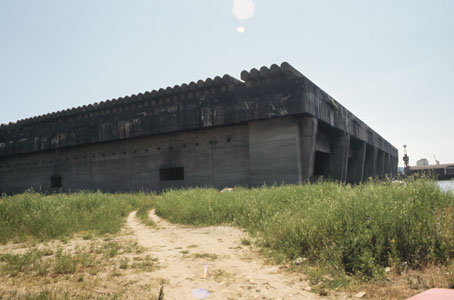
[0, 191, 151, 244]
[154, 178, 454, 286]
[1, 178, 453, 298]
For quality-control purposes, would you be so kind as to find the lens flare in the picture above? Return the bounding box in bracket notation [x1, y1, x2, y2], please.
[233, 0, 255, 20]
[237, 26, 245, 33]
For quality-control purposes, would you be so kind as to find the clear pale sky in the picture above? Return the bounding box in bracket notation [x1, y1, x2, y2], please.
[1, 1, 453, 167]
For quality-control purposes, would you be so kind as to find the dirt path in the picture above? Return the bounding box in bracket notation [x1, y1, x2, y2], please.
[126, 210, 331, 300]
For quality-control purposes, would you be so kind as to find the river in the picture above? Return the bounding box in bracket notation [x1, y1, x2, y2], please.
[438, 180, 454, 192]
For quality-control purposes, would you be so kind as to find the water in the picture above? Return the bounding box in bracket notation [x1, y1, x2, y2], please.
[438, 180, 454, 192]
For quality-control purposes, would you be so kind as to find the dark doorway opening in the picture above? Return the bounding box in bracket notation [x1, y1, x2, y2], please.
[51, 175, 62, 188]
[159, 167, 184, 181]
[313, 151, 330, 179]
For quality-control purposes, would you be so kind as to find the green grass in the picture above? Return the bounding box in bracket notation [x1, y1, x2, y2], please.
[154, 178, 454, 281]
[135, 200, 156, 227]
[0, 191, 150, 243]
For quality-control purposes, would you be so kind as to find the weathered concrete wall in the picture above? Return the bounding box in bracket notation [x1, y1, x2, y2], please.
[0, 62, 399, 194]
[249, 117, 300, 186]
[0, 124, 251, 194]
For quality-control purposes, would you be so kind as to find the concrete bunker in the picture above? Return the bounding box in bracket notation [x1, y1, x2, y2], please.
[0, 62, 398, 194]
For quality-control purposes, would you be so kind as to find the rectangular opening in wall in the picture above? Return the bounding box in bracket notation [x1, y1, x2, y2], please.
[51, 175, 62, 188]
[159, 167, 184, 181]
[313, 151, 331, 179]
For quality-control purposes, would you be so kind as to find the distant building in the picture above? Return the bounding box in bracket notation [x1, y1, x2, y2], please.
[408, 163, 454, 180]
[416, 158, 429, 167]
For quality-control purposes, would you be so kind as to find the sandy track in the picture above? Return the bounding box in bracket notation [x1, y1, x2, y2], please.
[126, 210, 327, 300]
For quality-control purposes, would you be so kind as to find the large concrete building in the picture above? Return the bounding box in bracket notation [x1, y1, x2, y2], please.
[0, 63, 398, 194]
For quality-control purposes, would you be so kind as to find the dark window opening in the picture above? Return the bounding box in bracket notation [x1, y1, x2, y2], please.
[51, 176, 62, 188]
[160, 167, 184, 181]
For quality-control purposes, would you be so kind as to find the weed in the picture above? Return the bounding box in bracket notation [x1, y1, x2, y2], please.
[132, 255, 156, 272]
[53, 249, 77, 274]
[241, 238, 251, 246]
[119, 258, 129, 269]
[78, 251, 97, 269]
[102, 242, 121, 258]
[192, 253, 218, 260]
[82, 232, 93, 240]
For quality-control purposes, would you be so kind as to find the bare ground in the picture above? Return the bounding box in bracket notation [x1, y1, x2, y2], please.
[126, 210, 342, 300]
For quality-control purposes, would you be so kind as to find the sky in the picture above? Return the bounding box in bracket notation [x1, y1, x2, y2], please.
[0, 0, 453, 167]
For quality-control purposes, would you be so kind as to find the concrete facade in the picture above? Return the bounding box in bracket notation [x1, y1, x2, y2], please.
[0, 62, 398, 194]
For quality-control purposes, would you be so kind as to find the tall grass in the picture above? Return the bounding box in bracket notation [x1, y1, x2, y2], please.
[0, 191, 150, 243]
[154, 178, 454, 279]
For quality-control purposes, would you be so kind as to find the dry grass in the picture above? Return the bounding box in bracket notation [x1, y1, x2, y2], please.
[0, 229, 162, 300]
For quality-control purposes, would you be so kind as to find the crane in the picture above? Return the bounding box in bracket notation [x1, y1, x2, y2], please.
[403, 145, 409, 169]
[433, 154, 440, 165]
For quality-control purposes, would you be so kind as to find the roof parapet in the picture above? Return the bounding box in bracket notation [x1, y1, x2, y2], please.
[240, 62, 303, 82]
[0, 63, 297, 131]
